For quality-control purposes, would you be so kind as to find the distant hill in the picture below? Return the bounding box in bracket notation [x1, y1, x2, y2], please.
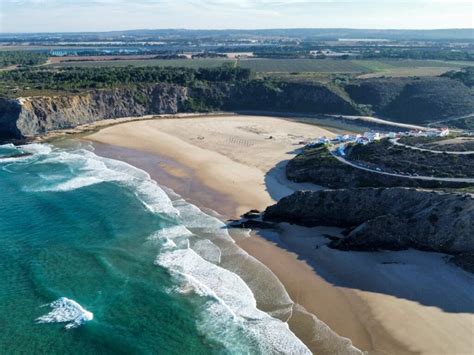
[2, 28, 473, 41]
[345, 77, 474, 123]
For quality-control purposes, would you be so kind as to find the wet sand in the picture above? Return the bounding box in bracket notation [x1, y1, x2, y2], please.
[87, 114, 474, 355]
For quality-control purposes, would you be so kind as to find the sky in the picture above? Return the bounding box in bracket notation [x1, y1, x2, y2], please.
[0, 0, 473, 33]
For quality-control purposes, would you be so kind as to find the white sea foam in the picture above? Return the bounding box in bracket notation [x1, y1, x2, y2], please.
[192, 239, 222, 264]
[148, 225, 193, 241]
[24, 146, 178, 216]
[0, 156, 29, 163]
[172, 199, 234, 243]
[12, 143, 308, 352]
[0, 143, 16, 150]
[156, 248, 310, 354]
[36, 297, 93, 329]
[19, 143, 52, 155]
[53, 176, 104, 191]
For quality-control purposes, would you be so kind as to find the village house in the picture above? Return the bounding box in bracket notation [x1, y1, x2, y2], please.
[307, 127, 450, 150]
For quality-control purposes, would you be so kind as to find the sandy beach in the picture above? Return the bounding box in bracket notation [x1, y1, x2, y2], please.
[87, 114, 474, 354]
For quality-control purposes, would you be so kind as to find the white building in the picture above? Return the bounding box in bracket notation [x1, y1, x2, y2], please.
[363, 132, 381, 142]
[438, 128, 450, 137]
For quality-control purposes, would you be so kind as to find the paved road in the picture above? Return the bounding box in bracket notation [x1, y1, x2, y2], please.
[390, 138, 474, 155]
[329, 146, 474, 183]
[327, 114, 431, 131]
[426, 113, 474, 128]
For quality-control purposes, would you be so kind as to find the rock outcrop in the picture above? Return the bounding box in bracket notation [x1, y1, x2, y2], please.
[0, 84, 188, 138]
[264, 188, 474, 258]
[0, 79, 361, 139]
[2, 74, 473, 139]
[286, 145, 471, 189]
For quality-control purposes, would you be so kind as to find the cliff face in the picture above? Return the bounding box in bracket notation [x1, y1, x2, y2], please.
[0, 80, 361, 139]
[264, 188, 474, 255]
[0, 84, 188, 138]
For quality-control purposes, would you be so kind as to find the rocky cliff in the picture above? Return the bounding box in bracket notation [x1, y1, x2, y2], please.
[0, 84, 188, 138]
[0, 80, 361, 139]
[264, 188, 474, 270]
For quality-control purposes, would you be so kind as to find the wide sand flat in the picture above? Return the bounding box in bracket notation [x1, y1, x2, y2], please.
[88, 114, 474, 354]
[89, 115, 332, 216]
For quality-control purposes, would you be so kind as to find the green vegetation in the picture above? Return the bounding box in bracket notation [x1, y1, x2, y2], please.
[52, 58, 235, 69]
[2, 58, 473, 124]
[442, 67, 474, 88]
[347, 139, 474, 178]
[0, 51, 48, 68]
[286, 144, 470, 189]
[51, 58, 369, 72]
[0, 65, 252, 96]
[239, 59, 369, 73]
[0, 64, 359, 116]
[440, 116, 474, 130]
[399, 135, 474, 152]
[398, 135, 455, 146]
[345, 77, 474, 123]
[51, 58, 472, 74]
[359, 48, 474, 61]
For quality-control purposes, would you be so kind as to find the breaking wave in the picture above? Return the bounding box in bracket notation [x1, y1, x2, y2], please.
[5, 143, 309, 352]
[36, 297, 93, 330]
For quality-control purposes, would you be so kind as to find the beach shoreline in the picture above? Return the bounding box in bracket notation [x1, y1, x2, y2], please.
[88, 141, 365, 354]
[84, 114, 474, 355]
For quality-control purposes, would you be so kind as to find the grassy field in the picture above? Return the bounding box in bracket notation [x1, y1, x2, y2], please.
[49, 57, 474, 74]
[51, 58, 368, 72]
[51, 58, 235, 69]
[239, 59, 369, 73]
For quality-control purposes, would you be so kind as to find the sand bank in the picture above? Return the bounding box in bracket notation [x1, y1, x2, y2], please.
[87, 114, 474, 354]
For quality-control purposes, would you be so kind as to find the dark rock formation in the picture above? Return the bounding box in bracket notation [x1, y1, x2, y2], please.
[229, 219, 275, 229]
[264, 188, 474, 262]
[0, 84, 188, 138]
[286, 145, 472, 189]
[451, 252, 474, 273]
[242, 209, 261, 219]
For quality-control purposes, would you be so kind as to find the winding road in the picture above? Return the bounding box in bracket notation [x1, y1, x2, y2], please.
[328, 145, 474, 184]
[390, 138, 474, 155]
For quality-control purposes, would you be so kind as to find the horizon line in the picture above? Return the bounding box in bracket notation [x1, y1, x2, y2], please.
[1, 27, 474, 35]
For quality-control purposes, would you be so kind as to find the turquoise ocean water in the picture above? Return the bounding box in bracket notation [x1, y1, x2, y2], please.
[0, 142, 309, 354]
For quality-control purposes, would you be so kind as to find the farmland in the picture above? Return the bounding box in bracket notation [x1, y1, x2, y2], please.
[50, 58, 235, 69]
[49, 57, 474, 75]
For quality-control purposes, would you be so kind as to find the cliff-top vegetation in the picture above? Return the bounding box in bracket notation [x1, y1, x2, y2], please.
[0, 51, 48, 69]
[0, 65, 252, 96]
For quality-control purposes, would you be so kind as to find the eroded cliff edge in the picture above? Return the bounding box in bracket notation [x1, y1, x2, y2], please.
[0, 84, 189, 139]
[0, 81, 358, 139]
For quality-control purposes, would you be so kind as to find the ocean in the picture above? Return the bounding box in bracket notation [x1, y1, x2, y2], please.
[0, 142, 309, 354]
